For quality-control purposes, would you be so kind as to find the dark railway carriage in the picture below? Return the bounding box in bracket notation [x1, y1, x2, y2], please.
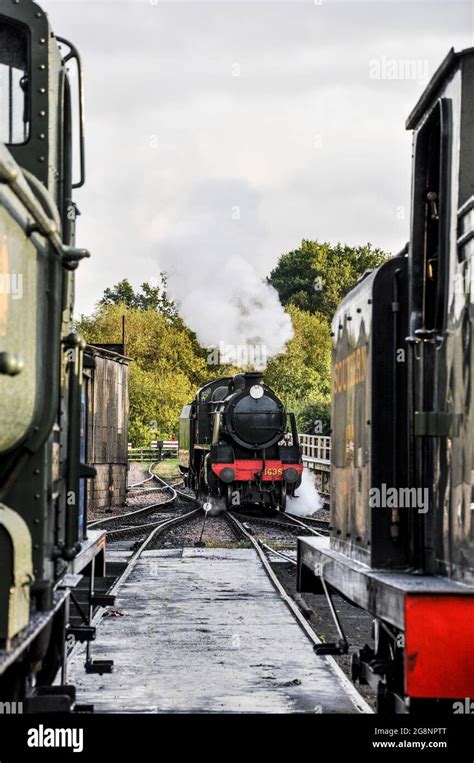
[329, 256, 410, 567]
[298, 48, 474, 713]
[180, 372, 303, 512]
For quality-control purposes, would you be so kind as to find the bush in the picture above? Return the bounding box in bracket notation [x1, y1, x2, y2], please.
[297, 401, 331, 435]
[128, 419, 154, 447]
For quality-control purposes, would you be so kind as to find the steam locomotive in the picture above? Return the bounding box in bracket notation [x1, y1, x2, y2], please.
[0, 1, 107, 709]
[297, 48, 474, 713]
[179, 372, 303, 513]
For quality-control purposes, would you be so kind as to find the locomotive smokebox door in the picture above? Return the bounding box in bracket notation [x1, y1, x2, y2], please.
[0, 504, 33, 643]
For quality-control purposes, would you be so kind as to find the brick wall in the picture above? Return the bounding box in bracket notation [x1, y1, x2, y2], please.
[87, 463, 129, 510]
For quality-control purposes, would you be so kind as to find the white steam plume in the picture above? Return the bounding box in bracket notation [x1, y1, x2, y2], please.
[170, 256, 293, 360]
[156, 180, 293, 365]
[287, 468, 324, 516]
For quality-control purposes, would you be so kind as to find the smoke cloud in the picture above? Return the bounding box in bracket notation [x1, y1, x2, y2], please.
[158, 179, 294, 365]
[287, 468, 324, 517]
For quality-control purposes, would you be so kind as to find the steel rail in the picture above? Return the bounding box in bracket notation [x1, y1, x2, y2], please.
[225, 511, 373, 714]
[88, 464, 196, 529]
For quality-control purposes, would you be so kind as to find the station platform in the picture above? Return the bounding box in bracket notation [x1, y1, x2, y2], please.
[67, 547, 369, 713]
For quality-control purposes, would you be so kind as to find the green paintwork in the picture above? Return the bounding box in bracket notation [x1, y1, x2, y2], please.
[0, 503, 33, 641]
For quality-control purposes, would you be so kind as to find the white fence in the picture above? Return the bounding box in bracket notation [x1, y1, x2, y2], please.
[128, 441, 178, 461]
[128, 435, 330, 467]
[298, 434, 331, 464]
[129, 436, 330, 462]
[298, 435, 331, 497]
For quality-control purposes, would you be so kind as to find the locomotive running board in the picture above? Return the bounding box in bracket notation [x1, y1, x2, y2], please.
[0, 589, 70, 677]
[297, 535, 474, 631]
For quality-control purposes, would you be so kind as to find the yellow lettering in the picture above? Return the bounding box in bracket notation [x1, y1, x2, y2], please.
[333, 346, 368, 395]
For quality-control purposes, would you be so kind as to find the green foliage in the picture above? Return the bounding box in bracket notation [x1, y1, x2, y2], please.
[268, 240, 388, 321]
[99, 278, 137, 308]
[265, 305, 332, 415]
[99, 276, 177, 318]
[79, 237, 387, 445]
[77, 303, 210, 443]
[128, 419, 153, 447]
[297, 401, 331, 435]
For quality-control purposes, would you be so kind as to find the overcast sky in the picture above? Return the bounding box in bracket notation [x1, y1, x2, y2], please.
[45, 0, 472, 317]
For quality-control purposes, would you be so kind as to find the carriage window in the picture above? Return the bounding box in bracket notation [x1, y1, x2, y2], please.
[0, 21, 29, 144]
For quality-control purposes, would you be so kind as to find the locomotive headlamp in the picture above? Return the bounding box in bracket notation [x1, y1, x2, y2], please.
[284, 467, 299, 483]
[249, 384, 264, 400]
[220, 467, 235, 483]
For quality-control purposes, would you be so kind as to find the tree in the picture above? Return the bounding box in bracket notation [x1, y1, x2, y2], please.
[268, 240, 388, 321]
[76, 303, 210, 444]
[99, 276, 177, 319]
[99, 278, 137, 309]
[264, 305, 332, 422]
[78, 237, 387, 445]
[297, 401, 331, 435]
[137, 279, 176, 316]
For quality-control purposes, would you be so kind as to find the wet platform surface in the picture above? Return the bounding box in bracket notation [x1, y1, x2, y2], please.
[67, 548, 367, 713]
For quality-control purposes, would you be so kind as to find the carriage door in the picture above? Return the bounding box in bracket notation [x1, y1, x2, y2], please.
[408, 97, 452, 572]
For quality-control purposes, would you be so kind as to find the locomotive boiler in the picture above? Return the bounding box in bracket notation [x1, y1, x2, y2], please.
[179, 372, 303, 512]
[297, 48, 474, 713]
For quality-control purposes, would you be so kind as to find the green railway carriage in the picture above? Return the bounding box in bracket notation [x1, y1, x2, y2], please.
[0, 0, 106, 709]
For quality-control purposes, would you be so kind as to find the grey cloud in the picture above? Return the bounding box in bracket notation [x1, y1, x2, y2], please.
[42, 0, 472, 316]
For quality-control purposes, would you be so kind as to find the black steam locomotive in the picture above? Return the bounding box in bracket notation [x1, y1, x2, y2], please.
[0, 1, 106, 709]
[179, 372, 303, 512]
[298, 48, 474, 713]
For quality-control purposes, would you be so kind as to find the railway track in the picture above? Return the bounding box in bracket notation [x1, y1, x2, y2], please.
[87, 463, 199, 539]
[98, 462, 329, 539]
[91, 460, 329, 550]
[230, 507, 329, 536]
[224, 512, 297, 564]
[221, 511, 371, 712]
[226, 510, 323, 567]
[66, 468, 372, 713]
[67, 508, 371, 713]
[99, 508, 201, 592]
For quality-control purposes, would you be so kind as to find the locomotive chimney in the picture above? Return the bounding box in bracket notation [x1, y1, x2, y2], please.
[232, 371, 264, 391]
